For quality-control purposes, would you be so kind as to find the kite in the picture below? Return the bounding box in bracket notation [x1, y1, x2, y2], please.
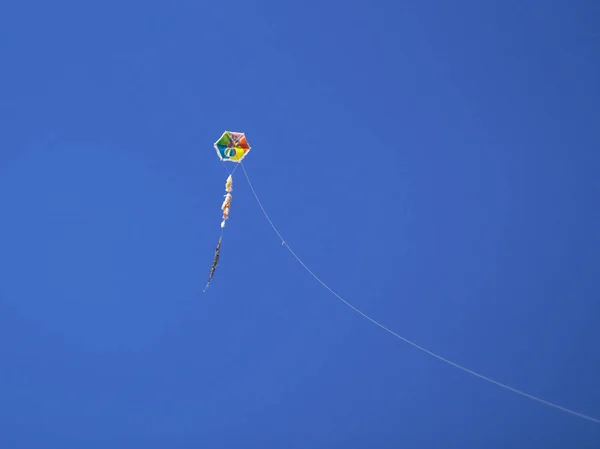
[203, 131, 251, 292]
[214, 130, 251, 163]
[198, 131, 600, 425]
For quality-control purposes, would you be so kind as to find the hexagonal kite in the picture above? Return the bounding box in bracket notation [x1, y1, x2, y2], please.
[204, 131, 251, 292]
[214, 131, 251, 163]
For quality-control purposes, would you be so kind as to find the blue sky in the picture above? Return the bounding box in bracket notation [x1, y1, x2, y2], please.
[1, 0, 599, 447]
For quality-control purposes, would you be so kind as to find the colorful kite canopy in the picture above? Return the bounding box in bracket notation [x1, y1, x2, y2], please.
[214, 131, 251, 163]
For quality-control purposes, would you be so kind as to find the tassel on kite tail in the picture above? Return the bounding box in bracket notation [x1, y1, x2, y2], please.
[203, 174, 233, 292]
[221, 174, 233, 229]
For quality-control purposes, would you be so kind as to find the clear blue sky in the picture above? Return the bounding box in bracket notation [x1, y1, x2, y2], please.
[1, 1, 599, 447]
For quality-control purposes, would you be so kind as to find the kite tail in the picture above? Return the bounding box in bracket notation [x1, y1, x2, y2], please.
[203, 174, 233, 292]
[221, 174, 233, 229]
[203, 234, 222, 292]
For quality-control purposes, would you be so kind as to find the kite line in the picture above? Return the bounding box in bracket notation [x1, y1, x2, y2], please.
[239, 162, 600, 425]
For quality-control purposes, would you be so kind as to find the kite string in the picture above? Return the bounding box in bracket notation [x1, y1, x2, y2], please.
[239, 162, 600, 425]
[221, 160, 240, 177]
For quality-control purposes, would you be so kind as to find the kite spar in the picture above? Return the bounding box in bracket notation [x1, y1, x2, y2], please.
[203, 131, 251, 292]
